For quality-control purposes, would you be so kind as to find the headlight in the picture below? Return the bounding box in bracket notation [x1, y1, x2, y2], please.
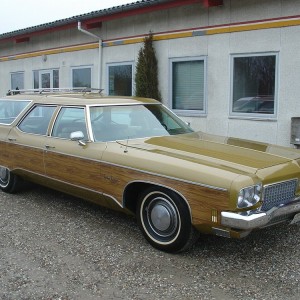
[237, 183, 262, 208]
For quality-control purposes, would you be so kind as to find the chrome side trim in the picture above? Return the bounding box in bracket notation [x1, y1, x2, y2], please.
[102, 192, 123, 208]
[221, 197, 300, 230]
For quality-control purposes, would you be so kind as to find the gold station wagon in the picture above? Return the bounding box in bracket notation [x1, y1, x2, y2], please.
[1, 90, 300, 253]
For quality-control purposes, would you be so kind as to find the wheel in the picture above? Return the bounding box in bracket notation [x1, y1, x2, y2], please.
[0, 166, 21, 193]
[137, 186, 197, 253]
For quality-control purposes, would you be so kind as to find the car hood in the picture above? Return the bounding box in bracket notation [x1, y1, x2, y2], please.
[118, 132, 300, 174]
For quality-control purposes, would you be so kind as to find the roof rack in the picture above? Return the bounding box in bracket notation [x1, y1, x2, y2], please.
[6, 87, 104, 96]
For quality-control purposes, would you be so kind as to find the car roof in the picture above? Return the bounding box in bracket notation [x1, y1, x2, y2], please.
[3, 93, 160, 106]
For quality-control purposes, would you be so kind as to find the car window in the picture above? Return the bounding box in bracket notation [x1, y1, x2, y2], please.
[18, 105, 56, 135]
[0, 99, 31, 125]
[90, 104, 193, 142]
[52, 107, 88, 139]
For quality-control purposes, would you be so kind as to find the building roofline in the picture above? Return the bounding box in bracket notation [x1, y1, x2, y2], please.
[0, 0, 223, 43]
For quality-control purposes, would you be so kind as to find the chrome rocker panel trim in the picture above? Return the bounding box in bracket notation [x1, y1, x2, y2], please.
[221, 198, 300, 230]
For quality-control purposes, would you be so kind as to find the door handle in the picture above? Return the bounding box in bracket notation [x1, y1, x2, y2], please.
[8, 138, 16, 141]
[45, 144, 55, 149]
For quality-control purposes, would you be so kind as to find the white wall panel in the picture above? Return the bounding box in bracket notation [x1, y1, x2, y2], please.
[228, 119, 278, 144]
[168, 4, 208, 30]
[206, 34, 230, 136]
[230, 0, 282, 23]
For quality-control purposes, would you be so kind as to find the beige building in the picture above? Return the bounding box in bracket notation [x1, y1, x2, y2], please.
[1, 0, 300, 146]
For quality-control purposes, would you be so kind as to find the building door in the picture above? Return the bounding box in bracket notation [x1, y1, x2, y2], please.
[40, 71, 52, 89]
[34, 69, 59, 90]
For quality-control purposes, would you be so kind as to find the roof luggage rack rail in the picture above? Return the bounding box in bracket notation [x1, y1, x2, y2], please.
[6, 87, 104, 96]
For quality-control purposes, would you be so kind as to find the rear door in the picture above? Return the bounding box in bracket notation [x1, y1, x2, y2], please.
[6, 104, 57, 182]
[0, 99, 31, 168]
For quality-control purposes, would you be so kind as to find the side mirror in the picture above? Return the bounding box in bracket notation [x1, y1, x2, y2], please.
[70, 131, 84, 140]
[70, 131, 86, 146]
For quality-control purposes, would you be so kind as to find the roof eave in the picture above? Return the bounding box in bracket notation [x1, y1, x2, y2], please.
[0, 0, 223, 43]
[0, 0, 204, 43]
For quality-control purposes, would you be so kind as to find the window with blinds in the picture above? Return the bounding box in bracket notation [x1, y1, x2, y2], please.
[171, 58, 206, 113]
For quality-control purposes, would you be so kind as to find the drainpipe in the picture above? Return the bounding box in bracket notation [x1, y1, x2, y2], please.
[77, 21, 103, 91]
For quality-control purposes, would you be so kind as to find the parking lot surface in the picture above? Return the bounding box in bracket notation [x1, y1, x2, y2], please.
[1, 185, 300, 300]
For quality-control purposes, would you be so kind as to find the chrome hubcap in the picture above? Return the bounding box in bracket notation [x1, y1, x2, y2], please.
[151, 203, 172, 231]
[147, 197, 178, 237]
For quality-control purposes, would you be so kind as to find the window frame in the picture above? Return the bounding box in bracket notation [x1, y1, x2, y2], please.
[169, 56, 207, 116]
[230, 52, 279, 120]
[106, 61, 134, 96]
[71, 66, 93, 89]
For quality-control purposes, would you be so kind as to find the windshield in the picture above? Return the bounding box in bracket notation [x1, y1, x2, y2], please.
[90, 104, 193, 142]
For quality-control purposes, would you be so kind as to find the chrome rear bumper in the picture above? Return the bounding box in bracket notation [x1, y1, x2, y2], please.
[221, 199, 300, 230]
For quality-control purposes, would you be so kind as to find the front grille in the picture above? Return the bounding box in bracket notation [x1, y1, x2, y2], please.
[261, 179, 298, 211]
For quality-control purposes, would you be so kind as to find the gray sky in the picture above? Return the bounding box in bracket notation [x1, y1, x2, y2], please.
[0, 0, 133, 34]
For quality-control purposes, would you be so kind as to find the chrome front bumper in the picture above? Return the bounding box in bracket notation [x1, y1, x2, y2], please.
[221, 199, 300, 230]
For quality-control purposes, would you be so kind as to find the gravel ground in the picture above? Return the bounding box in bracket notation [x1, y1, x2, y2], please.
[1, 185, 300, 300]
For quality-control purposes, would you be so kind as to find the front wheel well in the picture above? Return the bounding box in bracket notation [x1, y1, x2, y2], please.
[123, 182, 191, 218]
[123, 182, 155, 214]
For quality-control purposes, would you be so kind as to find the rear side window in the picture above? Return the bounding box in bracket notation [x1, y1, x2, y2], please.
[18, 105, 56, 135]
[0, 99, 31, 125]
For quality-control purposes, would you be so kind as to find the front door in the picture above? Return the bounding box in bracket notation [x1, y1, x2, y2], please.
[44, 106, 106, 195]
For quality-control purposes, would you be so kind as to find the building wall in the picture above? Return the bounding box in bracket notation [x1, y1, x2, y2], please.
[1, 0, 300, 147]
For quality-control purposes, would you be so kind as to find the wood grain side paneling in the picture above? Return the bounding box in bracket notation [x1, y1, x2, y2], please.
[44, 152, 103, 192]
[99, 162, 229, 226]
[0, 141, 9, 166]
[6, 143, 45, 175]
